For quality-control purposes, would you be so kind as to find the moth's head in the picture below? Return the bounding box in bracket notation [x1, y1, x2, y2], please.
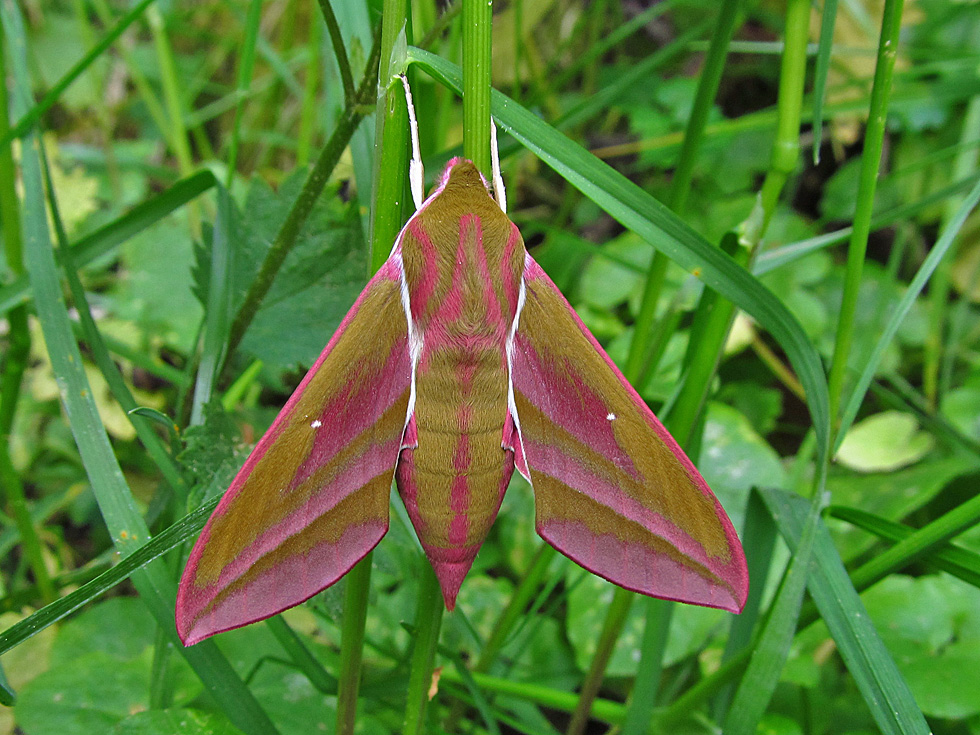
[436, 157, 493, 197]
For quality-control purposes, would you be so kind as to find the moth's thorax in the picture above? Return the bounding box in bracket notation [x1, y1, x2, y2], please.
[399, 161, 526, 336]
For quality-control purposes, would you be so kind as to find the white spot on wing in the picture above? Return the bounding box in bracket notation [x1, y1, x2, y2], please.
[311, 419, 322, 428]
[607, 413, 616, 421]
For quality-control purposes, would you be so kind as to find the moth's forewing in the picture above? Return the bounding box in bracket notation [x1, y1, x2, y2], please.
[176, 259, 412, 645]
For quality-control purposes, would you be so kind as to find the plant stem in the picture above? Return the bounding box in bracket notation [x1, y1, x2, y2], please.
[401, 565, 444, 735]
[566, 589, 633, 735]
[227, 28, 382, 358]
[575, 5, 745, 731]
[625, 0, 741, 382]
[332, 10, 395, 734]
[462, 0, 492, 175]
[336, 558, 372, 735]
[826, 0, 905, 432]
[369, 0, 411, 274]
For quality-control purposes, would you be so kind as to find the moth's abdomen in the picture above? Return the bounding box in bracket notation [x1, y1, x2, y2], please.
[395, 344, 514, 608]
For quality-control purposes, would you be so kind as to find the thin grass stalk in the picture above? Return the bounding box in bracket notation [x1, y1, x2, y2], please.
[566, 590, 633, 735]
[924, 69, 980, 404]
[402, 566, 444, 734]
[318, 0, 356, 106]
[227, 29, 382, 357]
[811, 0, 839, 164]
[16, 111, 280, 735]
[146, 5, 199, 235]
[225, 0, 264, 186]
[335, 558, 371, 735]
[35, 116, 192, 715]
[0, 0, 155, 147]
[0, 28, 54, 604]
[462, 0, 492, 175]
[296, 11, 322, 168]
[826, 0, 905, 430]
[38, 145, 187, 496]
[625, 0, 739, 395]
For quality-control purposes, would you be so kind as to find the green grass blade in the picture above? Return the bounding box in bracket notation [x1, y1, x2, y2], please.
[836, 175, 980, 447]
[811, 0, 839, 164]
[225, 0, 264, 186]
[0, 0, 156, 148]
[755, 174, 978, 275]
[831, 506, 980, 587]
[19, 134, 277, 733]
[827, 0, 905, 426]
[0, 171, 216, 315]
[0, 498, 217, 657]
[761, 488, 930, 735]
[190, 184, 235, 425]
[407, 47, 831, 467]
[724, 484, 820, 735]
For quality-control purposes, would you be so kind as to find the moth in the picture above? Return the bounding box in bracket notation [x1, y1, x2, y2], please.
[176, 80, 748, 646]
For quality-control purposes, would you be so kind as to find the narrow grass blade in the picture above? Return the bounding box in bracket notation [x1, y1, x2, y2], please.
[761, 488, 930, 735]
[811, 0, 839, 164]
[0, 170, 216, 314]
[0, 499, 217, 656]
[836, 175, 980, 447]
[0, 0, 157, 147]
[831, 506, 980, 588]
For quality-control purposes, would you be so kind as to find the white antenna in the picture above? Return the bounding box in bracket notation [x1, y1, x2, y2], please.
[399, 74, 424, 210]
[490, 118, 507, 214]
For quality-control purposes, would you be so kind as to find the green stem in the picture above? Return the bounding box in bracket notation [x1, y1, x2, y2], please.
[401, 565, 445, 735]
[826, 0, 905, 431]
[318, 0, 356, 107]
[296, 8, 322, 168]
[225, 0, 264, 187]
[566, 589, 633, 735]
[625, 0, 740, 395]
[923, 52, 980, 405]
[146, 5, 199, 235]
[327, 13, 396, 735]
[462, 0, 492, 174]
[369, 0, 411, 275]
[335, 558, 372, 735]
[579, 4, 745, 729]
[227, 29, 381, 358]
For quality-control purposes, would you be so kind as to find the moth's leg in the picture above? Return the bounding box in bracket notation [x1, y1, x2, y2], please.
[490, 118, 507, 214]
[399, 74, 424, 211]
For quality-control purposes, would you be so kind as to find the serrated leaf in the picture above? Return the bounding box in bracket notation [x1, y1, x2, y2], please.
[195, 172, 367, 371]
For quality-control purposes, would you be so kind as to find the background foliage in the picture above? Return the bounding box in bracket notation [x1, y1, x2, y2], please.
[1, 0, 979, 734]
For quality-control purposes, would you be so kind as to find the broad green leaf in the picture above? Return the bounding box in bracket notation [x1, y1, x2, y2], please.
[195, 173, 366, 371]
[862, 575, 980, 719]
[113, 709, 239, 735]
[836, 411, 935, 472]
[15, 653, 149, 735]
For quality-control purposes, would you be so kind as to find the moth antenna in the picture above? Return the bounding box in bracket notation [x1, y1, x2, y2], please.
[490, 118, 507, 214]
[399, 74, 424, 211]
